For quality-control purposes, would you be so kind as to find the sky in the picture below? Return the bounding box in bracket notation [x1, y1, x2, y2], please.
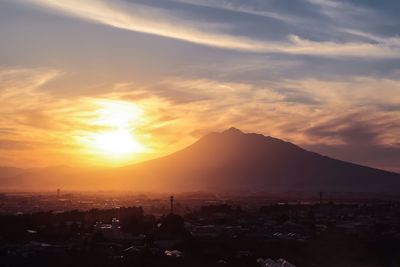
[0, 0, 399, 172]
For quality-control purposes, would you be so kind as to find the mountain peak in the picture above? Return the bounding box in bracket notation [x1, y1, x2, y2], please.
[222, 127, 244, 135]
[3, 128, 400, 192]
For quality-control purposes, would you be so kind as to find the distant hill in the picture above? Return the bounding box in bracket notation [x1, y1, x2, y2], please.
[1, 128, 399, 192]
[0, 166, 26, 178]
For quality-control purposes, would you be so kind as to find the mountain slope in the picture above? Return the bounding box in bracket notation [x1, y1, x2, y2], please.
[1, 128, 399, 192]
[113, 127, 400, 192]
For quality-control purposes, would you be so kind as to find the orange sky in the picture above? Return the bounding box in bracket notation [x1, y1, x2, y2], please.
[0, 0, 399, 172]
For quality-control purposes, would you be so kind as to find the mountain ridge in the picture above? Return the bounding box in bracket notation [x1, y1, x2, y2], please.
[111, 128, 399, 192]
[0, 128, 399, 192]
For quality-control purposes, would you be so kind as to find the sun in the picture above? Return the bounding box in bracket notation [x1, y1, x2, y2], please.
[80, 99, 146, 162]
[93, 130, 144, 156]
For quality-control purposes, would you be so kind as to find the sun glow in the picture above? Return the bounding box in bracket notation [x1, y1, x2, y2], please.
[93, 100, 142, 128]
[93, 130, 144, 155]
[80, 100, 146, 163]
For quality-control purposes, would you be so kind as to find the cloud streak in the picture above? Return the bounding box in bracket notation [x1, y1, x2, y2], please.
[1, 1, 400, 172]
[0, 65, 399, 171]
[23, 0, 400, 58]
[171, 0, 299, 23]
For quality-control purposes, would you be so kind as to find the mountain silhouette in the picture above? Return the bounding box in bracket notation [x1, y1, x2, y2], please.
[0, 128, 399, 192]
[112, 127, 400, 192]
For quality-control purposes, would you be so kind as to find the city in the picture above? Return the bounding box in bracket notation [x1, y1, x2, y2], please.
[1, 191, 400, 266]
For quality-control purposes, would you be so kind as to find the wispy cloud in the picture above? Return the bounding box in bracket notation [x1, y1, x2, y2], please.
[0, 65, 399, 171]
[2, 0, 400, 172]
[171, 0, 299, 23]
[22, 0, 400, 58]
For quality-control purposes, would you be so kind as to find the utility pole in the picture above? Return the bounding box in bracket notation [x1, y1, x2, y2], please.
[170, 195, 174, 214]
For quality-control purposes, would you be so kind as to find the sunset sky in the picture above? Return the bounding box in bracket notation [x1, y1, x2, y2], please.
[1, 0, 399, 172]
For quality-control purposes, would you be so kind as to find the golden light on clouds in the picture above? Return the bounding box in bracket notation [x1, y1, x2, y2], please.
[1, 0, 400, 174]
[92, 100, 143, 129]
[0, 67, 398, 171]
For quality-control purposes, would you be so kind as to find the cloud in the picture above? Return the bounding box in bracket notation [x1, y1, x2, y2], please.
[0, 68, 61, 129]
[0, 139, 32, 150]
[273, 87, 321, 105]
[1, 0, 400, 172]
[171, 0, 299, 23]
[305, 115, 383, 145]
[21, 0, 400, 58]
[0, 65, 399, 172]
[0, 128, 17, 135]
[0, 68, 80, 166]
[306, 0, 373, 22]
[305, 143, 400, 174]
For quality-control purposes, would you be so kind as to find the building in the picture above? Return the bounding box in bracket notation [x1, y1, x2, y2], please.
[94, 218, 121, 239]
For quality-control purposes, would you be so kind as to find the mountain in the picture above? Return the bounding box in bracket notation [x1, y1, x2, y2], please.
[0, 165, 97, 191]
[1, 128, 399, 192]
[111, 127, 400, 193]
[0, 166, 27, 178]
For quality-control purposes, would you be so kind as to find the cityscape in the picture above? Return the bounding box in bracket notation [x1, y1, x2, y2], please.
[1, 191, 400, 266]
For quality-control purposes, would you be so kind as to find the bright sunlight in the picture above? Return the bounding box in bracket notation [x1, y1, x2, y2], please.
[80, 100, 146, 163]
[93, 130, 143, 155]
